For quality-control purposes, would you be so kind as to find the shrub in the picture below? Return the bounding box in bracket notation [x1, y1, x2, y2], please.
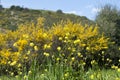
[0, 18, 112, 75]
[95, 4, 120, 67]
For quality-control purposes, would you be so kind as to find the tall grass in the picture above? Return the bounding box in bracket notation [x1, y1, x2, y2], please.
[0, 59, 120, 80]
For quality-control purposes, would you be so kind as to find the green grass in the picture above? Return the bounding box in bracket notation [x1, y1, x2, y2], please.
[0, 61, 120, 80]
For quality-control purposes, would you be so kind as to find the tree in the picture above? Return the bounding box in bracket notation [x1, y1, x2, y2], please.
[95, 4, 120, 43]
[95, 4, 120, 64]
[0, 5, 3, 10]
[10, 5, 16, 10]
[10, 5, 24, 11]
[56, 9, 63, 14]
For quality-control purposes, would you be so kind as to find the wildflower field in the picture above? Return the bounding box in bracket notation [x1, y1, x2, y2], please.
[0, 17, 120, 80]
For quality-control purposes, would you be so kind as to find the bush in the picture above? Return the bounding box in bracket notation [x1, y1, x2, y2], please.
[56, 9, 63, 14]
[95, 5, 120, 67]
[0, 17, 112, 75]
[0, 5, 3, 10]
[10, 5, 24, 11]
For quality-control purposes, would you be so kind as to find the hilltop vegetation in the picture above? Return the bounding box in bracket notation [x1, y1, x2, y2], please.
[0, 5, 94, 30]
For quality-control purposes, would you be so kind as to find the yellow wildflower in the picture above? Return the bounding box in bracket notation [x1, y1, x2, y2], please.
[18, 63, 21, 67]
[102, 51, 105, 54]
[81, 44, 86, 47]
[19, 72, 22, 75]
[1, 60, 6, 64]
[23, 34, 29, 39]
[116, 78, 120, 80]
[68, 47, 71, 50]
[90, 74, 94, 79]
[10, 72, 14, 76]
[111, 65, 118, 69]
[24, 75, 28, 79]
[77, 52, 81, 57]
[119, 47, 120, 50]
[57, 46, 61, 51]
[10, 61, 17, 66]
[64, 72, 69, 77]
[43, 52, 49, 57]
[86, 47, 90, 50]
[47, 44, 51, 49]
[71, 57, 75, 61]
[43, 33, 47, 38]
[72, 48, 76, 52]
[74, 39, 80, 44]
[117, 68, 120, 72]
[46, 53, 49, 57]
[65, 36, 68, 39]
[15, 75, 18, 78]
[27, 50, 30, 55]
[65, 33, 70, 36]
[30, 42, 34, 47]
[34, 46, 38, 51]
[91, 60, 96, 65]
[56, 58, 60, 61]
[44, 44, 47, 49]
[13, 42, 17, 47]
[28, 71, 32, 74]
[59, 37, 62, 40]
[44, 69, 47, 72]
[44, 44, 51, 49]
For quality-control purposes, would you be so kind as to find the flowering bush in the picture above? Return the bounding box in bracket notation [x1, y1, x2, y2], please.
[0, 17, 112, 75]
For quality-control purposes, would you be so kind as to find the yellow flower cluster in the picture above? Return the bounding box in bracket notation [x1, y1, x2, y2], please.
[14, 39, 28, 51]
[0, 18, 110, 75]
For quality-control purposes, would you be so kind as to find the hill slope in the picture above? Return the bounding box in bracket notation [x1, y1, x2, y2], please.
[0, 6, 94, 30]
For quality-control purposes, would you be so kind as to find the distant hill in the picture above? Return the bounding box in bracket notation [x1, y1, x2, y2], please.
[0, 5, 95, 30]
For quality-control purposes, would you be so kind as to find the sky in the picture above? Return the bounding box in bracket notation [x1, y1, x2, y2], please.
[1, 0, 120, 20]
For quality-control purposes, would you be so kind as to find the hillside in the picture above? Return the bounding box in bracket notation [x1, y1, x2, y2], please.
[0, 5, 94, 30]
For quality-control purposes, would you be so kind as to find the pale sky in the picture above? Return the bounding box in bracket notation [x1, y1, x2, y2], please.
[1, 0, 120, 20]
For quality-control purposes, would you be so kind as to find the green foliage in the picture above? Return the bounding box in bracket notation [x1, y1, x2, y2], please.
[0, 5, 3, 10]
[95, 4, 120, 37]
[0, 5, 94, 30]
[56, 9, 63, 14]
[95, 5, 120, 65]
[10, 5, 25, 11]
